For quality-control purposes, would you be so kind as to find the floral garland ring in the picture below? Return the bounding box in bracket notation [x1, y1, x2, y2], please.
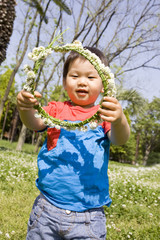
[23, 38, 116, 131]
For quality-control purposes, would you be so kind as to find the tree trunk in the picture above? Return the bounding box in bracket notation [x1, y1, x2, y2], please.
[143, 145, 151, 166]
[35, 133, 43, 153]
[10, 108, 19, 142]
[0, 102, 10, 140]
[32, 131, 36, 145]
[16, 124, 27, 151]
[134, 132, 140, 164]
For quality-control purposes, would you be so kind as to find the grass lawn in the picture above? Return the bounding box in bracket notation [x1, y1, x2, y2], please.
[0, 140, 160, 239]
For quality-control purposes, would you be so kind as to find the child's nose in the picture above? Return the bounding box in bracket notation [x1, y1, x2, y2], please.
[77, 77, 87, 85]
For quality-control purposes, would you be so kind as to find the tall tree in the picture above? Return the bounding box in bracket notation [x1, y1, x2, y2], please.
[133, 97, 160, 165]
[0, 0, 16, 65]
[0, 68, 16, 139]
[0, 5, 38, 121]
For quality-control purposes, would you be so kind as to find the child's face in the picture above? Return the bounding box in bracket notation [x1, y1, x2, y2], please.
[64, 58, 103, 108]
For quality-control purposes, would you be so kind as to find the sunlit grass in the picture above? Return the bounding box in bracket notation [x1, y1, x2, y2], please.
[0, 140, 160, 239]
[106, 162, 160, 239]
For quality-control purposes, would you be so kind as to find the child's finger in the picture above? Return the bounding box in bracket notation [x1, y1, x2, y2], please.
[21, 90, 34, 99]
[34, 91, 42, 98]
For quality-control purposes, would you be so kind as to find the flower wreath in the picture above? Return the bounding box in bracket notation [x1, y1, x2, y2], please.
[23, 37, 116, 131]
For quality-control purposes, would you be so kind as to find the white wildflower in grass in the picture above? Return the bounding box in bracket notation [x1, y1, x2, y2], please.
[122, 204, 126, 208]
[107, 224, 112, 229]
[1, 147, 159, 239]
[5, 233, 10, 238]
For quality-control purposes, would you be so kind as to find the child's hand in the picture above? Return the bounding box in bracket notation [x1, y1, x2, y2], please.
[17, 90, 45, 131]
[17, 90, 42, 111]
[99, 96, 130, 145]
[98, 96, 123, 125]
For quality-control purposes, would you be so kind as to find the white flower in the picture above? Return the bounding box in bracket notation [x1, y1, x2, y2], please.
[80, 126, 88, 132]
[99, 63, 106, 70]
[26, 79, 33, 85]
[104, 66, 111, 74]
[73, 40, 82, 46]
[32, 47, 39, 53]
[109, 73, 114, 79]
[23, 64, 31, 73]
[89, 121, 98, 129]
[90, 53, 99, 60]
[43, 118, 49, 125]
[108, 78, 115, 86]
[23, 85, 32, 92]
[32, 56, 39, 61]
[27, 71, 36, 79]
[46, 48, 52, 55]
[34, 113, 41, 118]
[55, 125, 61, 130]
[5, 233, 10, 239]
[107, 224, 111, 229]
[46, 119, 53, 126]
[122, 204, 126, 208]
[37, 46, 45, 51]
[28, 52, 33, 60]
[49, 122, 56, 127]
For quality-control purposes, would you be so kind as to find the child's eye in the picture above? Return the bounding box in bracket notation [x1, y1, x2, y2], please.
[71, 75, 78, 78]
[88, 76, 95, 79]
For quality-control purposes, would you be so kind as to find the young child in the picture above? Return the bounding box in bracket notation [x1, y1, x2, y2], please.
[17, 47, 130, 240]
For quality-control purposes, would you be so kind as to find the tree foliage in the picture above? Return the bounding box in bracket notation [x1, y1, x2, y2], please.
[0, 0, 159, 164]
[0, 68, 17, 136]
[133, 97, 160, 165]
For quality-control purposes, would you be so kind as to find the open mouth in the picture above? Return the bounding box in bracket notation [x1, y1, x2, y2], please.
[76, 89, 88, 94]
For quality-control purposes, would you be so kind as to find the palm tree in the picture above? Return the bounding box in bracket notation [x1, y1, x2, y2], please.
[0, 0, 71, 66]
[116, 86, 146, 117]
[0, 0, 16, 65]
